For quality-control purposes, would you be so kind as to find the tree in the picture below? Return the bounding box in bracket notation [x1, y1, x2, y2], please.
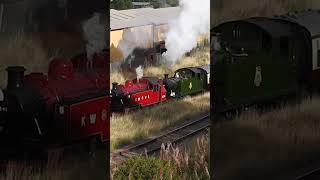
[111, 0, 133, 10]
[151, 0, 160, 8]
[167, 0, 179, 7]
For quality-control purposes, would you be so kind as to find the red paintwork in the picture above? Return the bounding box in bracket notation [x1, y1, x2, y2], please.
[69, 96, 109, 142]
[23, 53, 110, 143]
[49, 58, 75, 80]
[118, 78, 167, 107]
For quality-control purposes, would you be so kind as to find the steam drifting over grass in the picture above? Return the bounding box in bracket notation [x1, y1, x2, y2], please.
[110, 47, 209, 87]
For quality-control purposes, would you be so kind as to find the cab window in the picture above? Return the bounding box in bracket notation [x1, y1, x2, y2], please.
[153, 85, 159, 91]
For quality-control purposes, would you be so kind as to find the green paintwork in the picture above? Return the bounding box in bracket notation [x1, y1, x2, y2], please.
[213, 50, 298, 112]
[167, 69, 207, 98]
[177, 76, 204, 97]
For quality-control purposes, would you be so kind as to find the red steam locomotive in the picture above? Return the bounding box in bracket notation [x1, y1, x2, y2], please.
[111, 77, 167, 112]
[0, 52, 109, 151]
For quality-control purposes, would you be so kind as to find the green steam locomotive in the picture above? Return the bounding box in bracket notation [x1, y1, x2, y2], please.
[163, 65, 210, 98]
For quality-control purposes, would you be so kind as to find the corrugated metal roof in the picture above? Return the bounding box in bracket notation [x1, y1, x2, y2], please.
[110, 7, 180, 31]
[276, 10, 320, 37]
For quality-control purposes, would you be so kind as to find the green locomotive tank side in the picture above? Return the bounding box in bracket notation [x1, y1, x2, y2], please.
[213, 50, 299, 112]
[178, 76, 204, 97]
[164, 67, 209, 98]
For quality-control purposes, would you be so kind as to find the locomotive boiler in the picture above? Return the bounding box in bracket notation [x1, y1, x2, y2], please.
[0, 52, 110, 151]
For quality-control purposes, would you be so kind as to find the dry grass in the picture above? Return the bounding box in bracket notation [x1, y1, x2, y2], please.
[111, 135, 209, 179]
[0, 150, 107, 180]
[110, 47, 210, 87]
[212, 0, 320, 26]
[159, 135, 210, 179]
[110, 92, 210, 151]
[213, 96, 320, 180]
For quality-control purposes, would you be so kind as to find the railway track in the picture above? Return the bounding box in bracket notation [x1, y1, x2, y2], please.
[111, 114, 210, 167]
[112, 91, 210, 114]
[293, 167, 320, 180]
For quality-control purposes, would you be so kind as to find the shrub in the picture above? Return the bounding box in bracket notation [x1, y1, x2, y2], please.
[113, 156, 174, 180]
[112, 135, 210, 180]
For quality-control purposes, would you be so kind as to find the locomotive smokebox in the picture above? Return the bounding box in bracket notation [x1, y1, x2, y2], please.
[6, 66, 26, 90]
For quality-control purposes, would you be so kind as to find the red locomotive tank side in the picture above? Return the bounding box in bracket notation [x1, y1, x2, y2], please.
[68, 96, 109, 143]
[118, 77, 167, 107]
[24, 57, 110, 143]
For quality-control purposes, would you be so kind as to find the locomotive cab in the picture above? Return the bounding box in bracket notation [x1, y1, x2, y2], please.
[110, 82, 130, 112]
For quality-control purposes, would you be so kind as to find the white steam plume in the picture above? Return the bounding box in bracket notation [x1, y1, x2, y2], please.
[136, 65, 144, 82]
[117, 27, 153, 60]
[163, 0, 210, 64]
[82, 13, 107, 60]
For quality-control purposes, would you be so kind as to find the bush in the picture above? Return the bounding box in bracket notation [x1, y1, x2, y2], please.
[113, 156, 174, 180]
[112, 136, 210, 180]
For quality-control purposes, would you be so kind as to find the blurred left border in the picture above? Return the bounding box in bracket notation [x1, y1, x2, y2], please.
[0, 0, 109, 179]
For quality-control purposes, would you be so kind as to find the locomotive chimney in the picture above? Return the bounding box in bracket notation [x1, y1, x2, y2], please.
[6, 66, 26, 90]
[112, 82, 118, 90]
[164, 74, 169, 79]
